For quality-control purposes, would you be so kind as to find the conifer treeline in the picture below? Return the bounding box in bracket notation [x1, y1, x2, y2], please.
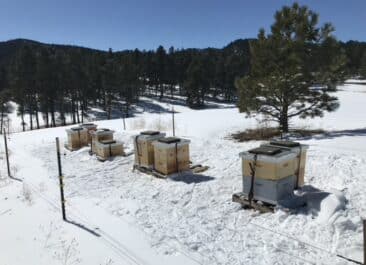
[0, 39, 251, 130]
[0, 38, 365, 131]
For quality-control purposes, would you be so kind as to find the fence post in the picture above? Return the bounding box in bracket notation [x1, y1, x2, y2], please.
[3, 129, 11, 177]
[364, 219, 366, 265]
[122, 114, 126, 131]
[172, 106, 175, 137]
[56, 137, 66, 221]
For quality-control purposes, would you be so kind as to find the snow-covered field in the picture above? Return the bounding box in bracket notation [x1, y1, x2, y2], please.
[1, 82, 366, 265]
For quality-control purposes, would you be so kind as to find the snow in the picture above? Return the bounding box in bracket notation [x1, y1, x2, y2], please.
[1, 81, 366, 264]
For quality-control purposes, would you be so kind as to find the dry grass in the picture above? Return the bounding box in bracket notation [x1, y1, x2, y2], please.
[231, 127, 325, 142]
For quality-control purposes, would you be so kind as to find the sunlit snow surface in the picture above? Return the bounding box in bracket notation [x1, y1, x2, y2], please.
[0, 82, 365, 265]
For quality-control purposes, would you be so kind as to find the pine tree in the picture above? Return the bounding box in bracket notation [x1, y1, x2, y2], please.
[360, 52, 366, 78]
[236, 3, 347, 132]
[184, 56, 210, 108]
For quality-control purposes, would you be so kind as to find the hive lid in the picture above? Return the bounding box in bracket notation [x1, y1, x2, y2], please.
[71, 127, 83, 131]
[158, 137, 181, 144]
[239, 149, 297, 163]
[81, 123, 97, 127]
[152, 138, 190, 148]
[249, 146, 282, 156]
[269, 140, 300, 148]
[100, 140, 116, 144]
[141, 130, 160, 136]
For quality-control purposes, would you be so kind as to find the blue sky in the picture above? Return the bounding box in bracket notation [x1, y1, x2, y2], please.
[0, 0, 365, 51]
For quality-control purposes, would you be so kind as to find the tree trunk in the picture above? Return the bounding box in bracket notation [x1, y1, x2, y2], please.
[29, 103, 33, 130]
[280, 105, 289, 133]
[71, 98, 76, 124]
[34, 99, 40, 129]
[20, 106, 25, 131]
[0, 103, 4, 133]
[81, 102, 84, 123]
[76, 101, 80, 124]
[45, 110, 49, 128]
[50, 101, 56, 127]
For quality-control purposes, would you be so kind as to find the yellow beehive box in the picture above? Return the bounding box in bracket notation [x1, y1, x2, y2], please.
[133, 131, 166, 168]
[152, 137, 190, 175]
[262, 141, 309, 188]
[95, 140, 124, 160]
[65, 127, 88, 150]
[80, 123, 98, 142]
[90, 129, 114, 153]
[240, 146, 297, 180]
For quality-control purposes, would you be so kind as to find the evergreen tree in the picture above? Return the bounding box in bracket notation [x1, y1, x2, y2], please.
[184, 56, 210, 108]
[236, 3, 347, 132]
[360, 52, 366, 78]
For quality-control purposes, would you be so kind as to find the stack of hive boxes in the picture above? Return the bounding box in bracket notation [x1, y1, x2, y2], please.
[80, 123, 98, 143]
[90, 128, 124, 159]
[65, 127, 89, 150]
[133, 131, 166, 168]
[152, 137, 190, 175]
[239, 145, 298, 205]
[261, 141, 309, 189]
[133, 131, 191, 176]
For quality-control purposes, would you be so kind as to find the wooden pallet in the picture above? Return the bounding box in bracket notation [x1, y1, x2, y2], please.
[133, 164, 209, 178]
[232, 192, 275, 213]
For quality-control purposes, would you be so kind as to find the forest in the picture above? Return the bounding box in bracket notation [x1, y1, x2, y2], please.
[0, 37, 365, 132]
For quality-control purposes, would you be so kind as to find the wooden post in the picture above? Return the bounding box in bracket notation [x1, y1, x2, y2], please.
[3, 129, 11, 177]
[364, 219, 366, 265]
[122, 114, 126, 131]
[56, 137, 66, 221]
[172, 106, 175, 137]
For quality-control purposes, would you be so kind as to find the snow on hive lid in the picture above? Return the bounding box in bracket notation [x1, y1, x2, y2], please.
[70, 127, 84, 131]
[91, 128, 114, 135]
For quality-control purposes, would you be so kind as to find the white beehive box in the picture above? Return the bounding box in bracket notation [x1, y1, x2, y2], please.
[261, 141, 309, 188]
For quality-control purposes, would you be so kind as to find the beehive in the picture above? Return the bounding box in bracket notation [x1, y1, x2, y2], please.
[152, 137, 190, 175]
[262, 141, 309, 188]
[65, 127, 88, 150]
[133, 131, 166, 168]
[242, 175, 296, 205]
[80, 123, 98, 142]
[95, 140, 124, 160]
[239, 146, 298, 205]
[90, 129, 114, 153]
[240, 146, 297, 180]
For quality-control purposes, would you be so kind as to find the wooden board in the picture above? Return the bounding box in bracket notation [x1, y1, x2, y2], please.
[232, 192, 275, 213]
[133, 164, 209, 178]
